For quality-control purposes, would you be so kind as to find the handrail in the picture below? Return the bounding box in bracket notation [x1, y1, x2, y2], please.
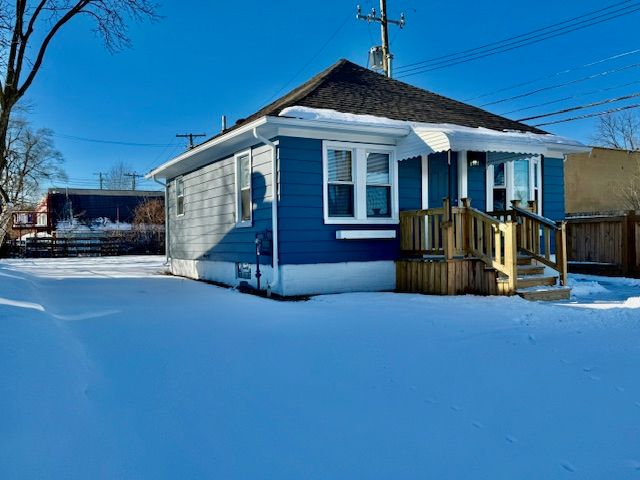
[399, 198, 569, 294]
[512, 205, 558, 229]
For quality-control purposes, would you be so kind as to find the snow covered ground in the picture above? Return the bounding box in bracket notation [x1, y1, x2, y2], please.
[1, 256, 639, 479]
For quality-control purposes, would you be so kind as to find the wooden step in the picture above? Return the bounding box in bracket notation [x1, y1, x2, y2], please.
[517, 275, 558, 288]
[517, 255, 533, 266]
[517, 265, 546, 276]
[498, 274, 558, 289]
[517, 286, 572, 301]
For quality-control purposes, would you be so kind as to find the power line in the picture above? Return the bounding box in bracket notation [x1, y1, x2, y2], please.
[479, 61, 640, 107]
[395, 2, 640, 78]
[52, 133, 175, 147]
[265, 11, 352, 104]
[500, 79, 640, 116]
[467, 48, 640, 103]
[517, 91, 640, 122]
[533, 102, 640, 127]
[396, 0, 636, 72]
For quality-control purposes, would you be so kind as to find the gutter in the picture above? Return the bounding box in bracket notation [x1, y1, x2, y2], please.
[152, 176, 170, 265]
[252, 127, 280, 294]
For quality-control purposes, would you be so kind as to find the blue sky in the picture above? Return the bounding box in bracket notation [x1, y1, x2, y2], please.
[24, 0, 639, 190]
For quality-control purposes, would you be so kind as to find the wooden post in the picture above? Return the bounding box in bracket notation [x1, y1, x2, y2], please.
[443, 198, 454, 259]
[504, 221, 518, 294]
[527, 200, 537, 213]
[557, 221, 568, 286]
[622, 211, 630, 277]
[461, 198, 471, 256]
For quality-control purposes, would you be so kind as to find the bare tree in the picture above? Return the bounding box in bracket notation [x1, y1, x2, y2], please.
[0, 0, 158, 208]
[592, 112, 640, 151]
[618, 158, 640, 211]
[131, 197, 164, 252]
[1, 115, 66, 205]
[104, 160, 132, 189]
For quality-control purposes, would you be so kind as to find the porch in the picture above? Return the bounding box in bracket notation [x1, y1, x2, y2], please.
[396, 198, 570, 301]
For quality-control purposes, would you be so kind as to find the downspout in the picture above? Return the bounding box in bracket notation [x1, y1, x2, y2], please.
[152, 176, 170, 265]
[253, 127, 279, 294]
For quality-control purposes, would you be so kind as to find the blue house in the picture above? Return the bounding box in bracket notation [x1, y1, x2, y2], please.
[148, 60, 587, 299]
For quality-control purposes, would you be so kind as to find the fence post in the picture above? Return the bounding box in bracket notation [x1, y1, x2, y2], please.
[461, 198, 472, 256]
[504, 221, 518, 294]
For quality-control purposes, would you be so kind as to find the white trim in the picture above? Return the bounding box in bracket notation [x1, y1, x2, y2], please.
[458, 150, 468, 205]
[170, 259, 396, 296]
[322, 141, 399, 225]
[421, 154, 429, 209]
[234, 149, 253, 228]
[280, 261, 396, 296]
[336, 230, 397, 240]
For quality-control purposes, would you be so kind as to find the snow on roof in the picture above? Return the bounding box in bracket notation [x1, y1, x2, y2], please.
[279, 106, 589, 159]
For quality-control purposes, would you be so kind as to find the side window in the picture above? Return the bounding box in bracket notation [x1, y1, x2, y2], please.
[366, 152, 391, 218]
[492, 163, 506, 211]
[176, 177, 185, 216]
[327, 148, 355, 218]
[235, 151, 252, 226]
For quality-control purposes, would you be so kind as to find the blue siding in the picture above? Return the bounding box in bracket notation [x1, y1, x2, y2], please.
[399, 156, 422, 210]
[278, 136, 400, 266]
[542, 157, 565, 221]
[467, 152, 486, 210]
[428, 152, 458, 207]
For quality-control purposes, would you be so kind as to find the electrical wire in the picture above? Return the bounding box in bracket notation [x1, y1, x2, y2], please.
[396, 0, 636, 72]
[395, 2, 640, 78]
[264, 11, 352, 104]
[467, 48, 640, 103]
[517, 91, 640, 121]
[533, 102, 640, 127]
[479, 61, 640, 107]
[52, 133, 175, 147]
[499, 79, 640, 115]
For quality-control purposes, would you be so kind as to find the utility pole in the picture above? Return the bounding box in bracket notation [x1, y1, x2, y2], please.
[93, 172, 105, 189]
[124, 172, 143, 191]
[357, 0, 405, 77]
[176, 132, 207, 149]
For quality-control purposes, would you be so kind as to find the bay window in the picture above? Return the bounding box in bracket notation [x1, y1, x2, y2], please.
[323, 142, 397, 224]
[487, 155, 542, 214]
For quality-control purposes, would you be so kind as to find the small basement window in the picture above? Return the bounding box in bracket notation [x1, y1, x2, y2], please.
[235, 150, 252, 226]
[176, 176, 185, 216]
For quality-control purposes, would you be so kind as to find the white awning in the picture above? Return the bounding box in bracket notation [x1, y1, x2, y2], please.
[396, 124, 589, 162]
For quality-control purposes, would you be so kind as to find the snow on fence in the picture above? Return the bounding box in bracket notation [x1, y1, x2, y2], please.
[5, 232, 165, 258]
[566, 211, 640, 277]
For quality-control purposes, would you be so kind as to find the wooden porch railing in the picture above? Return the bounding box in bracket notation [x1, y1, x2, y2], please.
[489, 200, 568, 286]
[399, 199, 466, 258]
[400, 198, 568, 293]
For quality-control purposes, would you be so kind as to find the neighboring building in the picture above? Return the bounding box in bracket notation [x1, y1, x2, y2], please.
[565, 147, 640, 214]
[148, 59, 587, 297]
[12, 188, 164, 236]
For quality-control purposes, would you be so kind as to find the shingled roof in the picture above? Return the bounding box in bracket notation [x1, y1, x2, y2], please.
[225, 58, 545, 137]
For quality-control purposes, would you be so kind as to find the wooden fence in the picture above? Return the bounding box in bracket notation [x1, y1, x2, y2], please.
[5, 233, 165, 258]
[566, 211, 640, 277]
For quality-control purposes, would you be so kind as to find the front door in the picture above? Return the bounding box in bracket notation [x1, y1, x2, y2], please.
[428, 152, 458, 208]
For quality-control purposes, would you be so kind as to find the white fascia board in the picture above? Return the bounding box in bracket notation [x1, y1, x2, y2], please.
[146, 117, 269, 179]
[147, 116, 410, 180]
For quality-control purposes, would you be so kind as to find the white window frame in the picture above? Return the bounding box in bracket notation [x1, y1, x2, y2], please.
[322, 141, 398, 225]
[175, 176, 185, 217]
[235, 149, 253, 228]
[486, 156, 542, 215]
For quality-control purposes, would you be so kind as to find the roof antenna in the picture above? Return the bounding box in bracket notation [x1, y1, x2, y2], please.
[356, 0, 405, 78]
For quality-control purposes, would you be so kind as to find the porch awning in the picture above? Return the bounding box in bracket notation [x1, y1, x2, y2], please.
[396, 123, 589, 162]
